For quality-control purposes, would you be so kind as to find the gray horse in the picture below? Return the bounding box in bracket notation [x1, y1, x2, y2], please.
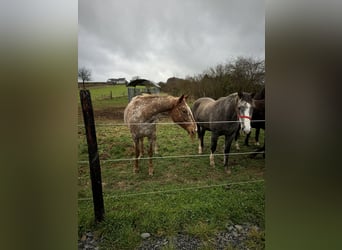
[192, 92, 254, 174]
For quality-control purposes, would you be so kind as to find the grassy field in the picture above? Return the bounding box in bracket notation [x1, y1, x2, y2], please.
[78, 85, 265, 249]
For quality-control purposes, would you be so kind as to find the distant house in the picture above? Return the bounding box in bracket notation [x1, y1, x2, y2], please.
[106, 78, 128, 85]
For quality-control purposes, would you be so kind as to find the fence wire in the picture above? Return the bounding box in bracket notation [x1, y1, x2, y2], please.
[77, 119, 265, 127]
[78, 179, 264, 201]
[78, 118, 265, 201]
[78, 151, 264, 165]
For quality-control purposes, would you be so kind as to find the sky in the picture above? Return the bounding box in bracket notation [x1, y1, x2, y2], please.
[78, 0, 264, 83]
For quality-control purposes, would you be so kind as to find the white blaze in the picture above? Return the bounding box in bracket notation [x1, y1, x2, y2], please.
[240, 102, 252, 134]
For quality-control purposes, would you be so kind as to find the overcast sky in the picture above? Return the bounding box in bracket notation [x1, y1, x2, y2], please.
[78, 0, 264, 83]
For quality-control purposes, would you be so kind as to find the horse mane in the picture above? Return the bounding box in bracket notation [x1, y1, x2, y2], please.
[138, 94, 162, 98]
[136, 94, 172, 100]
[216, 92, 239, 102]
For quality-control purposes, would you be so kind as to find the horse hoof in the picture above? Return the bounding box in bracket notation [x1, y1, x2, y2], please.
[225, 169, 231, 175]
[210, 153, 215, 167]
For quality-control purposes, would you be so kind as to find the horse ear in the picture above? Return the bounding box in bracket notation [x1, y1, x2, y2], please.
[178, 94, 185, 103]
[250, 92, 256, 99]
[238, 91, 243, 99]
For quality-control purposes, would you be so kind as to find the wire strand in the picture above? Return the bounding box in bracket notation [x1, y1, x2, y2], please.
[77, 120, 265, 127]
[78, 179, 264, 201]
[78, 151, 265, 164]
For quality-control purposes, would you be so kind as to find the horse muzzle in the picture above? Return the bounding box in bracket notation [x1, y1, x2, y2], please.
[238, 115, 252, 135]
[241, 127, 251, 134]
[187, 127, 197, 139]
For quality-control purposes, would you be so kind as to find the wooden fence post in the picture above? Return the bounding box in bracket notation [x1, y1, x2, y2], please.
[79, 89, 105, 222]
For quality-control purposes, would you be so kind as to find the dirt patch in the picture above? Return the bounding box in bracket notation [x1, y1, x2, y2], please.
[94, 107, 125, 121]
[78, 106, 125, 122]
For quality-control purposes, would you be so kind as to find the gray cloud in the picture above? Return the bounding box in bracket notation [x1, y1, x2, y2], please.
[78, 0, 264, 82]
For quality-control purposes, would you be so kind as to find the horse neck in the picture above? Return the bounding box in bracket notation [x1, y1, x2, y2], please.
[254, 88, 265, 100]
[218, 94, 239, 120]
[233, 95, 240, 119]
[253, 99, 265, 110]
[229, 94, 240, 118]
[144, 96, 177, 116]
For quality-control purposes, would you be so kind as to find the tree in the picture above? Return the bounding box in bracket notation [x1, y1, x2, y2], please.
[78, 67, 92, 88]
[226, 57, 265, 88]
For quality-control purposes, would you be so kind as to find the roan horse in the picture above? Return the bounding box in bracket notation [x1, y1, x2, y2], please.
[192, 92, 255, 174]
[124, 94, 197, 176]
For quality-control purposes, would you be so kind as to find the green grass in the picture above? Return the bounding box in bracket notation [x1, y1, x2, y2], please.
[78, 85, 129, 109]
[78, 86, 265, 249]
[85, 85, 127, 99]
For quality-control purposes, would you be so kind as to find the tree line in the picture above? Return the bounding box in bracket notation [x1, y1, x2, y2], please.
[159, 57, 265, 99]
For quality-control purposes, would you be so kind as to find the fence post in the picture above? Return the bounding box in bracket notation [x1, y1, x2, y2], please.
[79, 89, 105, 222]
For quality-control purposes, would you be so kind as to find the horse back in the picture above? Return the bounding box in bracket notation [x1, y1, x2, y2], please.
[192, 95, 240, 133]
[192, 97, 215, 122]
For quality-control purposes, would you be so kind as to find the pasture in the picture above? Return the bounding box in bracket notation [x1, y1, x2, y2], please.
[78, 85, 265, 249]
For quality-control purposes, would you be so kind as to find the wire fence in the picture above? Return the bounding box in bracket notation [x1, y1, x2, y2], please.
[77, 151, 264, 165]
[78, 179, 265, 201]
[78, 119, 265, 202]
[77, 119, 265, 127]
[78, 119, 265, 164]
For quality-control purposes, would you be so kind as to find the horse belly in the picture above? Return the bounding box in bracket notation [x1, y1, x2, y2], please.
[129, 124, 156, 140]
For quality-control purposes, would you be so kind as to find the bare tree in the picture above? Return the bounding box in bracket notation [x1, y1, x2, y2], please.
[226, 57, 265, 87]
[161, 57, 265, 99]
[78, 67, 92, 88]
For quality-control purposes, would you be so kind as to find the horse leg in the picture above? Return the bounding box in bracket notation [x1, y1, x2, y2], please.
[255, 128, 260, 146]
[244, 131, 251, 146]
[148, 136, 154, 176]
[250, 141, 265, 159]
[198, 126, 205, 154]
[210, 133, 219, 167]
[133, 139, 140, 173]
[154, 140, 158, 155]
[234, 128, 240, 150]
[139, 138, 144, 158]
[223, 134, 235, 175]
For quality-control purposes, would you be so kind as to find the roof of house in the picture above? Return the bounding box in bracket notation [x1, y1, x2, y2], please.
[126, 79, 160, 88]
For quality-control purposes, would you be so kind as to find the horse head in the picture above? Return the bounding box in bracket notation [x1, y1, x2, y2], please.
[237, 92, 254, 134]
[169, 95, 197, 138]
